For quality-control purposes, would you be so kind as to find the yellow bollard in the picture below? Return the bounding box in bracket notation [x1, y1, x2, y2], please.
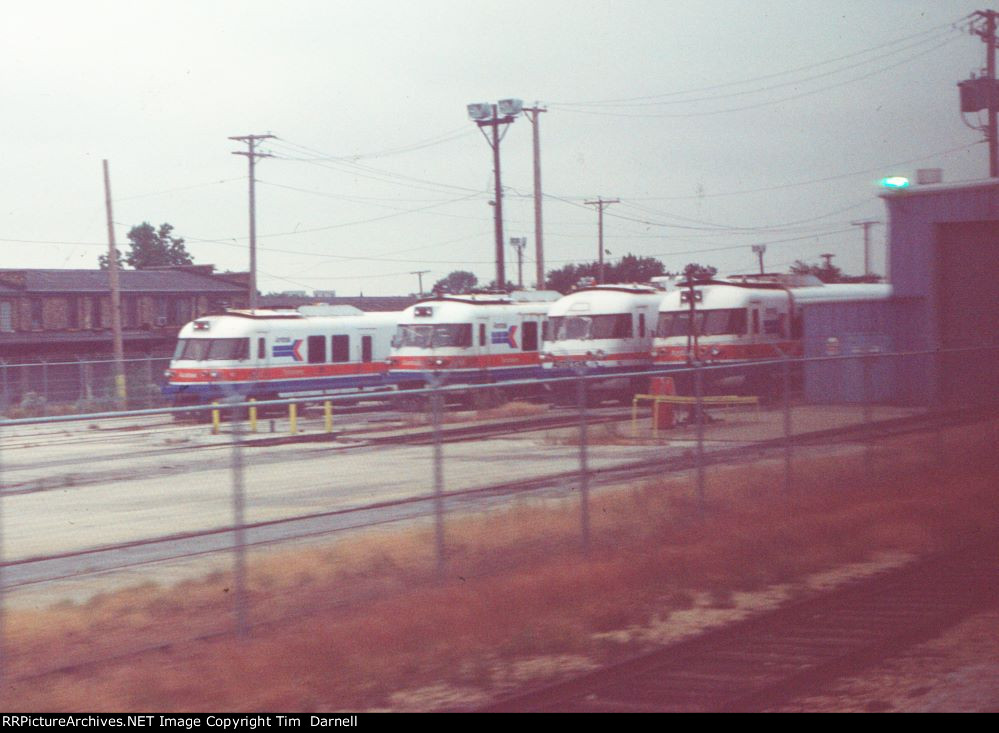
[211, 401, 220, 435]
[248, 398, 257, 433]
[289, 402, 298, 435]
[324, 400, 333, 433]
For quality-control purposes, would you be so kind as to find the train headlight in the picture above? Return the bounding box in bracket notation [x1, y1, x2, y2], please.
[163, 369, 173, 379]
[209, 370, 220, 379]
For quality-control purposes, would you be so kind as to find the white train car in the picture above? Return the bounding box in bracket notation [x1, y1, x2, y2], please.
[542, 284, 667, 401]
[163, 306, 400, 406]
[651, 276, 892, 390]
[388, 292, 559, 389]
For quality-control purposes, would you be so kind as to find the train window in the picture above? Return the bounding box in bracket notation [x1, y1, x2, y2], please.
[479, 323, 486, 347]
[206, 338, 249, 361]
[638, 313, 646, 338]
[522, 321, 539, 351]
[332, 335, 350, 362]
[308, 335, 326, 364]
[752, 310, 760, 335]
[432, 324, 472, 347]
[656, 309, 746, 338]
[552, 314, 633, 341]
[394, 324, 471, 348]
[362, 335, 373, 363]
[172, 338, 248, 361]
[258, 337, 266, 360]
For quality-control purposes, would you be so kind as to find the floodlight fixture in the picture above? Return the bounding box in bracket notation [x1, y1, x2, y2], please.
[467, 103, 493, 121]
[497, 98, 524, 117]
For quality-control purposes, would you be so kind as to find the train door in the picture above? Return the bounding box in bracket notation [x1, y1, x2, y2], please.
[521, 318, 539, 352]
[476, 315, 489, 374]
[255, 330, 269, 384]
[748, 300, 762, 344]
[636, 306, 649, 345]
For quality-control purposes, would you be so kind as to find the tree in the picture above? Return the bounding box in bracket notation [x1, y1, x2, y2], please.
[99, 222, 193, 269]
[545, 253, 668, 293]
[682, 262, 717, 282]
[432, 270, 478, 294]
[789, 259, 881, 283]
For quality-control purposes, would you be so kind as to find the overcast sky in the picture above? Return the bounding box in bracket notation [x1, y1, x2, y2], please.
[1, 1, 993, 296]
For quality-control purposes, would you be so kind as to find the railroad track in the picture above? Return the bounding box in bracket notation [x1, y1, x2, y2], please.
[3, 408, 995, 693]
[479, 536, 999, 712]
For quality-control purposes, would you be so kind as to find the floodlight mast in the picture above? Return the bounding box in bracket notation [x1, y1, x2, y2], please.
[468, 100, 520, 288]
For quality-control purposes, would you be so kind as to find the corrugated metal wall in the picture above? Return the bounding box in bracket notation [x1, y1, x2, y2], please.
[803, 299, 928, 405]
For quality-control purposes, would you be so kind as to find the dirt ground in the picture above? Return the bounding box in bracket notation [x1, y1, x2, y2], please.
[777, 607, 999, 712]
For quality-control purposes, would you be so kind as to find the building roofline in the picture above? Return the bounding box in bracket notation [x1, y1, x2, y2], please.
[879, 177, 999, 198]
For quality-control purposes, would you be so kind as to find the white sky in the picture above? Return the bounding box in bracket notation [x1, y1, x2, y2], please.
[1, 1, 993, 295]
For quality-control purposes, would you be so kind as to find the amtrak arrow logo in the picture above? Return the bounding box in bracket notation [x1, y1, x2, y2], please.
[273, 339, 303, 361]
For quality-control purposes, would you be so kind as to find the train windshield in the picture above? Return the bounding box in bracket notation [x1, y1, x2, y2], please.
[549, 314, 632, 341]
[394, 324, 473, 349]
[174, 338, 250, 361]
[656, 309, 747, 339]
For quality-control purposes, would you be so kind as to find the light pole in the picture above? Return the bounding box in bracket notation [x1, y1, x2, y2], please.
[468, 99, 521, 289]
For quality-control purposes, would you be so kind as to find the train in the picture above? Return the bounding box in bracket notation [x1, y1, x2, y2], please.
[163, 305, 400, 407]
[652, 274, 893, 393]
[388, 291, 560, 392]
[541, 283, 666, 402]
[163, 276, 893, 408]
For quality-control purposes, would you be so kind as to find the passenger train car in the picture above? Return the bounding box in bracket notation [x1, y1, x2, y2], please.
[541, 284, 667, 401]
[163, 306, 400, 406]
[388, 292, 560, 390]
[651, 275, 892, 390]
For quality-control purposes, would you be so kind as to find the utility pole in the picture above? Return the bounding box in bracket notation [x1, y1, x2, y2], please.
[469, 105, 517, 288]
[963, 11, 999, 177]
[584, 197, 620, 283]
[820, 253, 836, 269]
[410, 270, 430, 295]
[102, 160, 127, 409]
[523, 104, 547, 287]
[751, 244, 767, 275]
[851, 220, 879, 277]
[510, 237, 527, 288]
[229, 133, 275, 310]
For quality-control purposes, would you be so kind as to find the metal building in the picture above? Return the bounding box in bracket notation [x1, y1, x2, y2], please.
[803, 179, 999, 405]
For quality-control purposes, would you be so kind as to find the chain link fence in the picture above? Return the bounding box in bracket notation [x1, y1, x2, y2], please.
[0, 345, 996, 690]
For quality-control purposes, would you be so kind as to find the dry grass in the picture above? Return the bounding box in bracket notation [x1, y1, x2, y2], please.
[401, 399, 549, 427]
[2, 419, 998, 711]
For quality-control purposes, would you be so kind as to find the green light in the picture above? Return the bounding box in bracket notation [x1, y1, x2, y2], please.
[880, 176, 911, 189]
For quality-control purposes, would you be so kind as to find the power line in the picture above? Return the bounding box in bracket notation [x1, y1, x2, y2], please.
[555, 36, 962, 119]
[555, 27, 960, 110]
[551, 18, 968, 107]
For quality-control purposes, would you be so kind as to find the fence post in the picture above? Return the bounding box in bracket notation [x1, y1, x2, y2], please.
[0, 360, 7, 412]
[576, 369, 591, 555]
[0, 423, 6, 686]
[324, 400, 333, 433]
[289, 402, 298, 435]
[783, 352, 792, 495]
[228, 397, 249, 638]
[41, 360, 49, 415]
[430, 375, 446, 579]
[863, 351, 873, 478]
[694, 362, 706, 517]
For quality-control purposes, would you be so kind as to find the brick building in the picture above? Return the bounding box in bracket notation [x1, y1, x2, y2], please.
[0, 266, 249, 361]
